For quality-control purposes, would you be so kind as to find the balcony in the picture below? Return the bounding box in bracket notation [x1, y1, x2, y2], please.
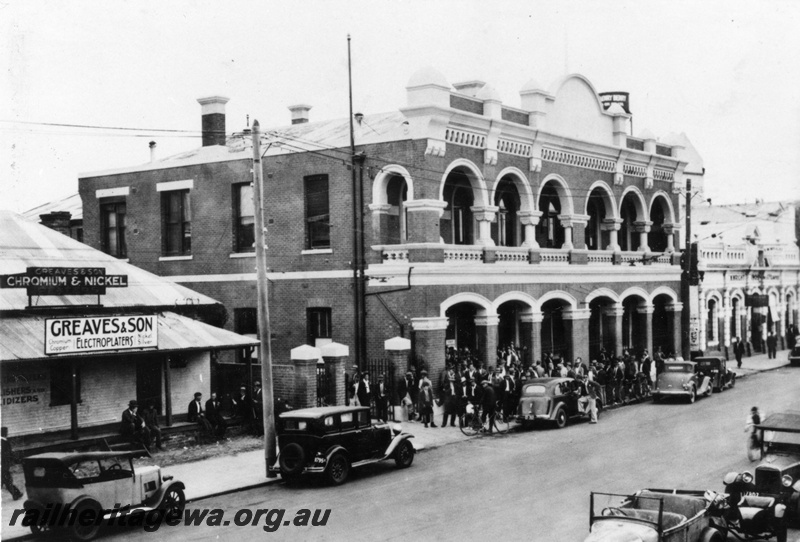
[373, 244, 680, 267]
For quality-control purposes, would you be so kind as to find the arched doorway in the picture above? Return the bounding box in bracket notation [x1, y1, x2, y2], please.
[652, 294, 672, 355]
[536, 182, 565, 248]
[492, 177, 521, 246]
[586, 186, 614, 251]
[445, 303, 478, 354]
[441, 168, 476, 245]
[622, 295, 647, 353]
[589, 296, 617, 360]
[497, 300, 526, 352]
[541, 299, 570, 360]
[648, 195, 671, 253]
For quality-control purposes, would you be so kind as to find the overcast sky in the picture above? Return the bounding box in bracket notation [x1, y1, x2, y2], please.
[3, 0, 799, 214]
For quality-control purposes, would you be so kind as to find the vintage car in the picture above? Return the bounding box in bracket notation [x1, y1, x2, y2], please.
[748, 410, 800, 526]
[694, 356, 736, 392]
[268, 405, 415, 485]
[652, 361, 712, 403]
[22, 450, 185, 541]
[516, 377, 603, 429]
[789, 345, 800, 367]
[586, 489, 722, 542]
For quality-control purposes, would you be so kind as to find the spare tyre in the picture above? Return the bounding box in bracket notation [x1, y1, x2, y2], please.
[279, 443, 306, 477]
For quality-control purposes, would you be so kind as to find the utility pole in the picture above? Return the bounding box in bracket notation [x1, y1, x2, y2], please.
[681, 178, 692, 360]
[251, 120, 277, 478]
[348, 34, 363, 369]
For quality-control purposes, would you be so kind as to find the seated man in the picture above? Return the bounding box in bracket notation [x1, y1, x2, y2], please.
[204, 392, 227, 439]
[120, 400, 151, 448]
[142, 402, 165, 451]
[187, 392, 214, 435]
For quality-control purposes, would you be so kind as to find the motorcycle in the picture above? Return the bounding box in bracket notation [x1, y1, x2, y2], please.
[704, 471, 794, 542]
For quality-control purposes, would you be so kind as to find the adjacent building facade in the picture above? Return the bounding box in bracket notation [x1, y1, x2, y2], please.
[78, 68, 699, 390]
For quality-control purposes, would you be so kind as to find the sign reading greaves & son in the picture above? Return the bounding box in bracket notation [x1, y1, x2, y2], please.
[45, 315, 158, 355]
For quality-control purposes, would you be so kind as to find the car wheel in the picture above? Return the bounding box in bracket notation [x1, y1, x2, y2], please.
[706, 383, 713, 397]
[554, 407, 567, 429]
[699, 527, 724, 542]
[326, 452, 350, 485]
[393, 440, 414, 468]
[160, 487, 185, 521]
[70, 500, 102, 542]
[29, 507, 57, 537]
[279, 443, 306, 477]
[687, 387, 696, 404]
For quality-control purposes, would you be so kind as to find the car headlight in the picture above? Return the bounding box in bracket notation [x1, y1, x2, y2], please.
[742, 471, 754, 484]
[782, 474, 793, 488]
[392, 423, 403, 434]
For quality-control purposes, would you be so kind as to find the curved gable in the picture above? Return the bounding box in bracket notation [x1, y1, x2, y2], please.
[547, 75, 614, 146]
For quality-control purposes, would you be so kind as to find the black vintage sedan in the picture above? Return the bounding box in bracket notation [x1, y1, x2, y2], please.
[268, 406, 415, 485]
[516, 377, 602, 429]
[694, 356, 736, 392]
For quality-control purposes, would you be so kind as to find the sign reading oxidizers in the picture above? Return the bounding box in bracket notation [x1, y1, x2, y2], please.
[0, 267, 128, 296]
[45, 315, 158, 355]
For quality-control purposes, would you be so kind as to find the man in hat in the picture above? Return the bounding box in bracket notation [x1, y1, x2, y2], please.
[373, 374, 390, 421]
[479, 380, 497, 433]
[232, 385, 252, 420]
[441, 372, 460, 427]
[188, 392, 214, 435]
[205, 392, 227, 439]
[142, 402, 165, 450]
[252, 380, 264, 436]
[398, 371, 417, 421]
[120, 400, 151, 448]
[356, 372, 372, 408]
[347, 365, 361, 406]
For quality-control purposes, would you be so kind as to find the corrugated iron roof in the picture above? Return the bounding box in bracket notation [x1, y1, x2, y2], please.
[0, 210, 221, 311]
[22, 193, 83, 221]
[0, 311, 259, 362]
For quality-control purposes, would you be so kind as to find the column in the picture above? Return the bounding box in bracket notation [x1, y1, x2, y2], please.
[633, 221, 653, 253]
[563, 308, 591, 363]
[602, 218, 623, 252]
[698, 291, 707, 353]
[666, 302, 683, 358]
[384, 337, 411, 405]
[291, 345, 321, 410]
[722, 292, 732, 351]
[470, 206, 499, 247]
[663, 223, 679, 253]
[411, 317, 449, 380]
[520, 310, 543, 364]
[637, 303, 654, 356]
[558, 214, 574, 250]
[519, 210, 542, 249]
[605, 303, 625, 357]
[475, 314, 500, 368]
[321, 342, 349, 406]
[368, 203, 392, 245]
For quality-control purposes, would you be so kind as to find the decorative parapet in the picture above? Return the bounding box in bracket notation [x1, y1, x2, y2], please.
[495, 247, 529, 263]
[498, 138, 532, 157]
[654, 169, 675, 182]
[443, 245, 484, 263]
[445, 128, 485, 149]
[623, 163, 647, 177]
[539, 249, 570, 264]
[542, 148, 615, 172]
[587, 251, 614, 264]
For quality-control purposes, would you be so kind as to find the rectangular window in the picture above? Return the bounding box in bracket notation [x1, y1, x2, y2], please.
[100, 200, 127, 258]
[304, 175, 330, 249]
[307, 308, 332, 345]
[161, 190, 191, 256]
[50, 363, 81, 406]
[234, 183, 255, 252]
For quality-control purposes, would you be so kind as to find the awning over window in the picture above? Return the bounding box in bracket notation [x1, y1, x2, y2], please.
[0, 311, 259, 362]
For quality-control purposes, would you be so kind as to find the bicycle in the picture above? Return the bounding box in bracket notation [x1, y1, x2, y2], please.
[459, 401, 510, 436]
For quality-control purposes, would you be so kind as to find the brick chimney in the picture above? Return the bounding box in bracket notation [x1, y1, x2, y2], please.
[288, 104, 312, 124]
[197, 96, 230, 146]
[39, 212, 72, 237]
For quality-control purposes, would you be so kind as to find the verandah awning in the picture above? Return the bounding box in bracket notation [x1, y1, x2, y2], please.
[0, 311, 259, 362]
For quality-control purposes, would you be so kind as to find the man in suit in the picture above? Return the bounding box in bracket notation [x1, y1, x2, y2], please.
[733, 337, 744, 368]
[232, 385, 252, 421]
[357, 372, 372, 408]
[767, 331, 778, 359]
[373, 374, 390, 421]
[120, 400, 151, 448]
[252, 380, 264, 436]
[188, 392, 213, 434]
[479, 380, 497, 433]
[142, 402, 164, 450]
[205, 392, 227, 439]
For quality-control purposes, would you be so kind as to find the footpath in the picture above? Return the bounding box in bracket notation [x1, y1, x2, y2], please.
[1, 349, 793, 540]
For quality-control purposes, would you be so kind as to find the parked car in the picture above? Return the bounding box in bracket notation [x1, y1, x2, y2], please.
[694, 356, 736, 392]
[22, 450, 184, 541]
[748, 410, 800, 526]
[269, 405, 415, 485]
[585, 489, 721, 542]
[516, 377, 603, 429]
[788, 345, 800, 367]
[652, 361, 712, 403]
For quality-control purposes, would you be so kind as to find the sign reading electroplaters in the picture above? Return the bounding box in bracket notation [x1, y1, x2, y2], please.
[45, 315, 158, 355]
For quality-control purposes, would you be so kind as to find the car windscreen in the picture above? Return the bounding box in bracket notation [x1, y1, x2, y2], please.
[523, 385, 547, 396]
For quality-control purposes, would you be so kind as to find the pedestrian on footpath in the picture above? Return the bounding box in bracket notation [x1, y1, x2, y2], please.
[1, 427, 23, 500]
[746, 406, 762, 461]
[733, 337, 744, 369]
[766, 331, 777, 359]
[373, 374, 390, 422]
[419, 380, 435, 428]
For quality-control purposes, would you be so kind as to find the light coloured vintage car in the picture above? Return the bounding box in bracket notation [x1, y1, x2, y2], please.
[652, 360, 712, 404]
[586, 489, 722, 542]
[22, 450, 184, 541]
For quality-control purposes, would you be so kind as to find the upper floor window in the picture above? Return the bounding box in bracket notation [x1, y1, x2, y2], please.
[234, 183, 255, 252]
[100, 199, 126, 258]
[307, 307, 332, 346]
[162, 190, 191, 256]
[304, 175, 330, 249]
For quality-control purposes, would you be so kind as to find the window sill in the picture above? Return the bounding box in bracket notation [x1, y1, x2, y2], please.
[229, 252, 256, 259]
[301, 248, 333, 255]
[159, 255, 193, 262]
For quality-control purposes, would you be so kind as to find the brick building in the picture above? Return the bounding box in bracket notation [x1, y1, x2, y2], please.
[78, 68, 698, 394]
[0, 211, 257, 439]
